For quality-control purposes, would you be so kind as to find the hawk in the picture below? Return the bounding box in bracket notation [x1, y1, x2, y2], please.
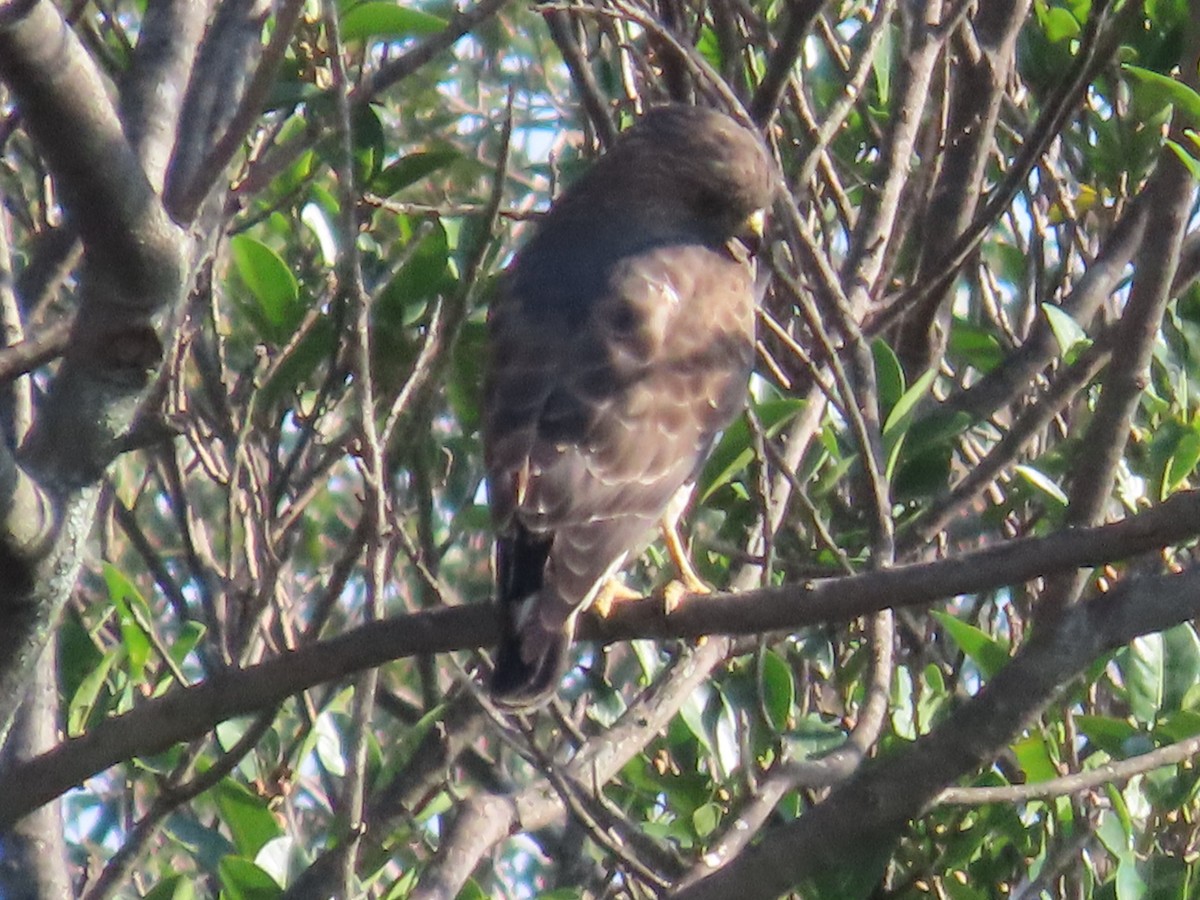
[483, 105, 774, 709]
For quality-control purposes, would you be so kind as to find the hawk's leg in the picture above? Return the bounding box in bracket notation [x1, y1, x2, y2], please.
[659, 485, 711, 614]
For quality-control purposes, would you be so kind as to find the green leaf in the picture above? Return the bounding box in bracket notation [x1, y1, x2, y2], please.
[948, 319, 1005, 373]
[300, 201, 337, 266]
[229, 235, 302, 341]
[692, 802, 721, 838]
[1165, 427, 1200, 491]
[891, 665, 916, 739]
[1156, 709, 1200, 743]
[760, 650, 795, 732]
[871, 22, 894, 106]
[1166, 137, 1200, 181]
[1123, 634, 1166, 723]
[679, 690, 716, 759]
[341, 2, 448, 42]
[1011, 733, 1058, 783]
[375, 703, 446, 789]
[168, 620, 206, 669]
[712, 689, 740, 780]
[102, 563, 153, 683]
[315, 711, 347, 777]
[905, 409, 974, 454]
[143, 876, 197, 900]
[1042, 303, 1090, 360]
[1115, 855, 1150, 899]
[378, 221, 453, 322]
[883, 367, 938, 480]
[1161, 623, 1200, 713]
[884, 368, 937, 437]
[931, 610, 1009, 678]
[455, 879, 489, 900]
[1014, 464, 1069, 506]
[1074, 714, 1140, 756]
[1035, 2, 1082, 42]
[68, 647, 121, 735]
[214, 779, 282, 859]
[872, 339, 905, 422]
[1124, 64, 1200, 128]
[698, 398, 805, 501]
[784, 714, 847, 758]
[373, 149, 462, 197]
[217, 856, 282, 900]
[695, 26, 723, 71]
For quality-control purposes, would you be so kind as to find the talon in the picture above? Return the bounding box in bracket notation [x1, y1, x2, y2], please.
[592, 577, 641, 618]
[662, 580, 687, 615]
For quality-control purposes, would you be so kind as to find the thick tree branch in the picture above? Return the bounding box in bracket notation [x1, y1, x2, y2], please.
[942, 191, 1148, 422]
[673, 565, 1200, 899]
[0, 0, 189, 747]
[1041, 140, 1196, 621]
[166, 0, 304, 221]
[867, 0, 1131, 337]
[119, 0, 210, 190]
[0, 0, 182, 298]
[5, 492, 1200, 827]
[895, 0, 1029, 372]
[0, 648, 70, 900]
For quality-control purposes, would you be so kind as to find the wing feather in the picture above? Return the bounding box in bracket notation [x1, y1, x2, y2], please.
[485, 242, 755, 706]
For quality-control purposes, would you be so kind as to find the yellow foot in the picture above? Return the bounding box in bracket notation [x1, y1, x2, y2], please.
[591, 577, 643, 618]
[660, 577, 710, 616]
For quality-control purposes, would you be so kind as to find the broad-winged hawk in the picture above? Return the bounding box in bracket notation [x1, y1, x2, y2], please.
[484, 105, 773, 709]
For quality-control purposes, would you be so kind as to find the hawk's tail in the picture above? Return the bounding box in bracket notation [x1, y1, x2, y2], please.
[489, 529, 569, 711]
[490, 610, 572, 711]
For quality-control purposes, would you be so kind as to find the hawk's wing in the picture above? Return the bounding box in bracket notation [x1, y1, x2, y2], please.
[483, 239, 757, 708]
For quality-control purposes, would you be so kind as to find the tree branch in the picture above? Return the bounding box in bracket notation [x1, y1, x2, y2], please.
[0, 0, 181, 297]
[6, 492, 1200, 827]
[672, 565, 1200, 899]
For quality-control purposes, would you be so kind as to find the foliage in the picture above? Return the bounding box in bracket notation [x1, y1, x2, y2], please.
[1, 0, 1200, 898]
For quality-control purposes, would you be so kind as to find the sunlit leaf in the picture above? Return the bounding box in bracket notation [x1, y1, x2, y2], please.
[1042, 303, 1090, 361]
[872, 339, 905, 421]
[1123, 634, 1166, 723]
[698, 399, 805, 501]
[931, 611, 1009, 679]
[68, 648, 121, 736]
[215, 779, 282, 859]
[1014, 464, 1069, 506]
[218, 855, 282, 900]
[760, 650, 795, 732]
[102, 563, 152, 684]
[341, 2, 448, 42]
[1011, 733, 1058, 783]
[692, 802, 721, 838]
[1124, 64, 1200, 128]
[1035, 2, 1081, 42]
[229, 235, 302, 341]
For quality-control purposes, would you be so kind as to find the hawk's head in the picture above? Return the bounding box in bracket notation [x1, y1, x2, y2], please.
[552, 105, 775, 250]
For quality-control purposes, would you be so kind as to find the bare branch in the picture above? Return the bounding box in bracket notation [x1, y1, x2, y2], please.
[7, 492, 1200, 827]
[672, 565, 1200, 899]
[0, 0, 182, 296]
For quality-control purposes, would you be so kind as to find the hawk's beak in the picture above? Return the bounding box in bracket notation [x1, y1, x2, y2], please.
[736, 208, 766, 257]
